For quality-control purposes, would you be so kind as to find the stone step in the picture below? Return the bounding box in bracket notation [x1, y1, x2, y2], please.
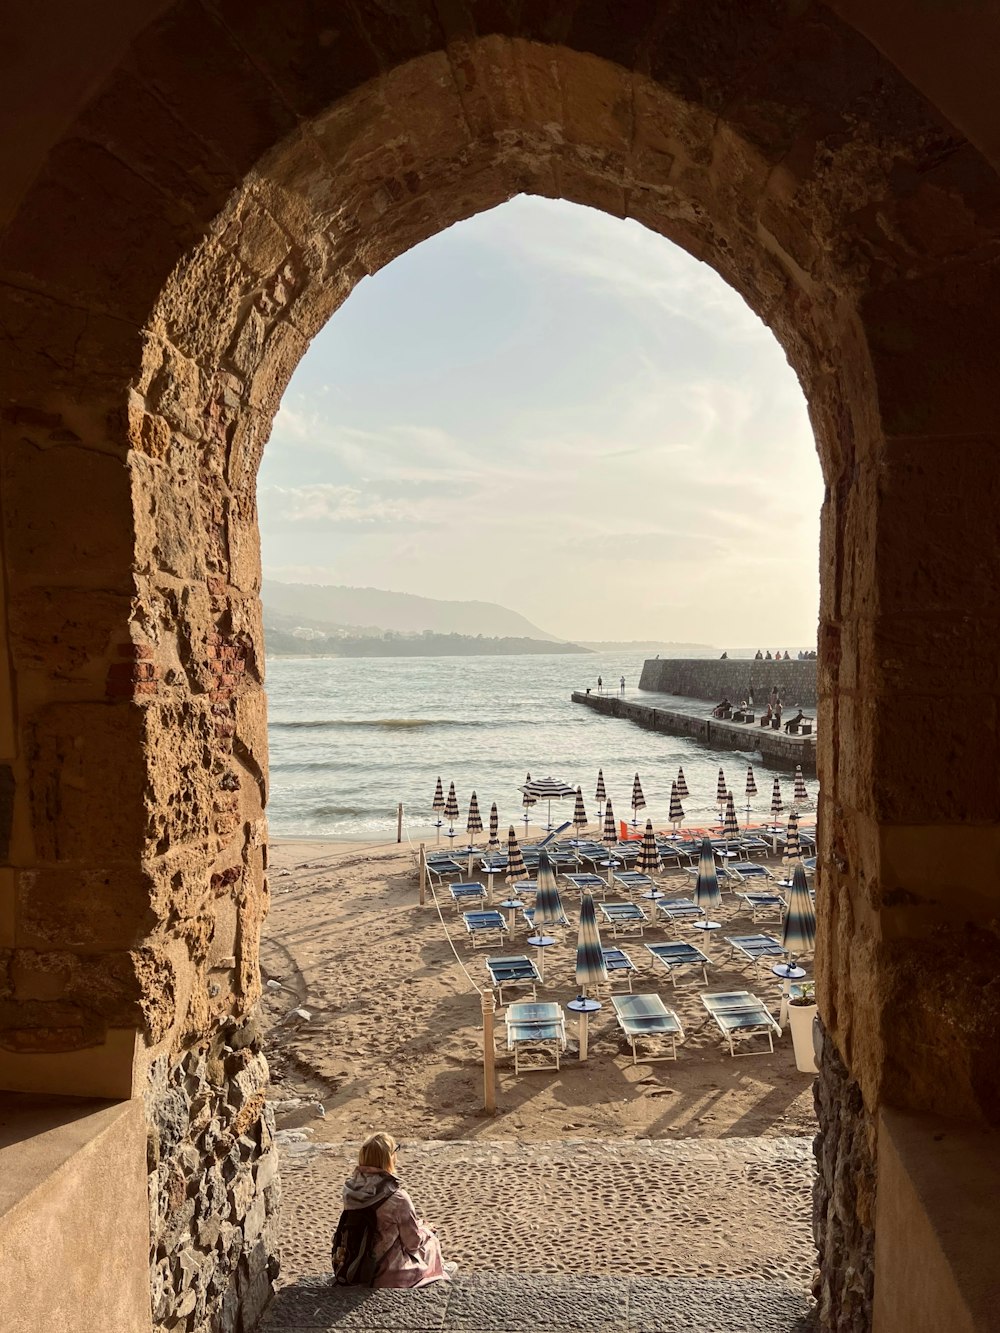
[263, 1272, 815, 1332]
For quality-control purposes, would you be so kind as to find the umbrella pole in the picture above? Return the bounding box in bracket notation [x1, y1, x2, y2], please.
[481, 992, 496, 1115]
[579, 1005, 590, 1061]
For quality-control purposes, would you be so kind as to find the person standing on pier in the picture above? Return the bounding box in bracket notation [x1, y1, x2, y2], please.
[597, 674, 603, 693]
[619, 675, 625, 696]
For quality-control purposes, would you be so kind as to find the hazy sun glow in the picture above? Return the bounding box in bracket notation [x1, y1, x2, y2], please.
[259, 197, 822, 646]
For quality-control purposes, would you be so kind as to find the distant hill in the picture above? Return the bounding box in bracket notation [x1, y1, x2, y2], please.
[263, 579, 561, 641]
[264, 624, 588, 658]
[577, 640, 716, 653]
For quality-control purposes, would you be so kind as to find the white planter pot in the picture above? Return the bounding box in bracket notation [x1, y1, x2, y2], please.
[788, 1002, 818, 1074]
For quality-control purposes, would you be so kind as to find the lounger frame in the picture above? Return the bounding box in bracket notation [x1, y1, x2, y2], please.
[611, 993, 684, 1064]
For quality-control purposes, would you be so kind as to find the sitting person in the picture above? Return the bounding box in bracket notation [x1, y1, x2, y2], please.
[338, 1132, 451, 1288]
[784, 709, 805, 733]
[754, 649, 764, 660]
[711, 697, 732, 718]
[759, 703, 773, 727]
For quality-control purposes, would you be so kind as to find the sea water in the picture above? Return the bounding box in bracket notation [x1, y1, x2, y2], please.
[265, 650, 812, 842]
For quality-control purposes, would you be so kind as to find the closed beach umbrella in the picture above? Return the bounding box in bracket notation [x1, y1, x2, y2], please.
[745, 765, 758, 822]
[522, 772, 536, 833]
[466, 791, 484, 873]
[716, 767, 728, 807]
[630, 772, 647, 827]
[573, 891, 608, 1060]
[572, 787, 588, 837]
[602, 799, 618, 888]
[529, 849, 566, 980]
[722, 791, 740, 851]
[595, 768, 607, 806]
[770, 777, 784, 827]
[635, 818, 661, 876]
[444, 781, 459, 839]
[676, 766, 689, 799]
[783, 810, 801, 866]
[488, 802, 500, 850]
[522, 774, 577, 832]
[781, 861, 817, 959]
[432, 776, 446, 843]
[505, 826, 527, 883]
[693, 837, 722, 928]
[794, 765, 809, 805]
[668, 780, 685, 835]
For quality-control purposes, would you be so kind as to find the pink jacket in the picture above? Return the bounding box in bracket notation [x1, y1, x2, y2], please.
[341, 1167, 448, 1289]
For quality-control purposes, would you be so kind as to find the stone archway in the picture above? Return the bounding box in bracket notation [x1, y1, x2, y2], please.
[3, 7, 1000, 1331]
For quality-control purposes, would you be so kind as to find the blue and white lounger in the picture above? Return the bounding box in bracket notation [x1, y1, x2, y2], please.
[728, 862, 774, 883]
[449, 882, 487, 911]
[462, 909, 508, 949]
[425, 857, 466, 884]
[564, 873, 606, 895]
[599, 901, 648, 938]
[735, 890, 787, 924]
[655, 898, 705, 933]
[601, 946, 639, 992]
[485, 954, 541, 1005]
[613, 871, 657, 898]
[505, 1001, 566, 1072]
[701, 990, 781, 1056]
[521, 905, 570, 930]
[725, 933, 788, 973]
[645, 941, 710, 986]
[611, 993, 684, 1063]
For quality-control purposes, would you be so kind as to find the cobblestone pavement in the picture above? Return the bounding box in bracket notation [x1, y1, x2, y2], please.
[275, 1136, 815, 1287]
[263, 1273, 816, 1332]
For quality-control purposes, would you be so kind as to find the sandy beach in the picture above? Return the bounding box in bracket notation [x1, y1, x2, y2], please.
[260, 833, 817, 1144]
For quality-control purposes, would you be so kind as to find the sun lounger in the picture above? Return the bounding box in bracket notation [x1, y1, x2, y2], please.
[645, 940, 710, 987]
[725, 933, 788, 973]
[601, 946, 639, 992]
[425, 857, 465, 884]
[537, 822, 572, 846]
[612, 993, 685, 1064]
[462, 909, 508, 949]
[735, 890, 787, 924]
[655, 897, 705, 933]
[599, 901, 648, 938]
[729, 862, 774, 883]
[449, 882, 488, 911]
[485, 954, 542, 1005]
[564, 873, 606, 898]
[505, 1001, 567, 1072]
[521, 905, 570, 931]
[613, 871, 657, 898]
[701, 990, 781, 1056]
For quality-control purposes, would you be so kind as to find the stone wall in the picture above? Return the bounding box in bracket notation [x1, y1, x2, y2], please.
[813, 1027, 876, 1333]
[639, 659, 818, 709]
[146, 1016, 278, 1332]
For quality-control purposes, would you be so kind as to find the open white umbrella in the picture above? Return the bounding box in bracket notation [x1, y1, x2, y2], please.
[522, 775, 577, 832]
[676, 767, 689, 799]
[569, 891, 607, 1060]
[668, 780, 685, 837]
[630, 772, 647, 828]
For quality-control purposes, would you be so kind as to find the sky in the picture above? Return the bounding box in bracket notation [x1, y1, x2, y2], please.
[258, 197, 823, 646]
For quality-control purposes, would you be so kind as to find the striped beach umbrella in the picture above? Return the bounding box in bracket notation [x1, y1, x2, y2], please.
[572, 786, 588, 840]
[432, 776, 445, 842]
[573, 891, 608, 1059]
[532, 851, 566, 931]
[465, 791, 483, 872]
[794, 765, 809, 805]
[783, 810, 801, 866]
[676, 766, 689, 799]
[522, 772, 537, 831]
[523, 774, 577, 832]
[595, 768, 607, 806]
[635, 818, 661, 876]
[444, 781, 459, 839]
[488, 802, 500, 850]
[602, 799, 618, 888]
[668, 780, 685, 835]
[693, 837, 722, 928]
[770, 777, 784, 827]
[630, 772, 647, 827]
[745, 764, 758, 803]
[781, 861, 817, 959]
[505, 826, 527, 884]
[716, 767, 728, 807]
[722, 791, 740, 852]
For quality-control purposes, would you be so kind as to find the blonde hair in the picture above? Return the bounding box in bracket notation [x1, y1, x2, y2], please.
[358, 1132, 397, 1171]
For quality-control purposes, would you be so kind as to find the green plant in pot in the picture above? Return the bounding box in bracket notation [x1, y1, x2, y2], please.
[787, 981, 818, 1074]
